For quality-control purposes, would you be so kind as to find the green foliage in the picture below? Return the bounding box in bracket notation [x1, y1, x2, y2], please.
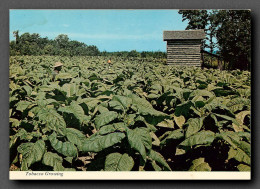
[82, 133, 125, 153]
[10, 55, 250, 171]
[126, 127, 152, 161]
[179, 10, 251, 70]
[94, 111, 119, 129]
[17, 140, 45, 170]
[10, 31, 100, 56]
[104, 153, 134, 171]
[49, 132, 78, 157]
[189, 158, 211, 171]
[10, 31, 166, 59]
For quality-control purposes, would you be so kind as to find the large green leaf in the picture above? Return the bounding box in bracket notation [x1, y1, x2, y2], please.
[190, 90, 214, 98]
[81, 98, 101, 110]
[216, 131, 241, 149]
[60, 83, 77, 97]
[42, 152, 64, 171]
[66, 128, 86, 151]
[130, 94, 167, 116]
[228, 147, 250, 165]
[217, 131, 250, 165]
[214, 113, 239, 126]
[148, 150, 171, 171]
[98, 122, 127, 135]
[58, 101, 89, 125]
[16, 101, 32, 111]
[160, 129, 184, 145]
[179, 131, 215, 147]
[126, 127, 152, 161]
[104, 153, 134, 171]
[189, 158, 211, 171]
[109, 100, 124, 111]
[232, 111, 250, 132]
[174, 115, 185, 128]
[237, 164, 251, 171]
[94, 111, 118, 129]
[112, 95, 132, 109]
[49, 132, 78, 157]
[185, 117, 204, 138]
[82, 132, 125, 152]
[56, 73, 73, 80]
[226, 97, 250, 113]
[157, 119, 174, 128]
[37, 108, 67, 135]
[17, 140, 45, 170]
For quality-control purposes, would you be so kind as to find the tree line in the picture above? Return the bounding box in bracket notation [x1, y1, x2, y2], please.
[10, 31, 100, 56]
[9, 31, 166, 59]
[100, 50, 166, 59]
[178, 10, 251, 70]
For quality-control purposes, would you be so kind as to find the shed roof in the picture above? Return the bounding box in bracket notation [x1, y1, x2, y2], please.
[163, 30, 206, 41]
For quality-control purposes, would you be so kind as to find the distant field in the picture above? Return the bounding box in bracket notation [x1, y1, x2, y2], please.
[9, 56, 251, 171]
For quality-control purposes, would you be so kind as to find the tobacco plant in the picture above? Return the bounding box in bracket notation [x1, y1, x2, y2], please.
[9, 56, 251, 171]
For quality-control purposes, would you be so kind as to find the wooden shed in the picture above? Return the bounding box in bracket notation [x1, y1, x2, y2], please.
[163, 30, 206, 66]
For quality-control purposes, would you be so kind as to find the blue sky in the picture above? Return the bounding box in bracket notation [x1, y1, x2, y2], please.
[10, 10, 188, 52]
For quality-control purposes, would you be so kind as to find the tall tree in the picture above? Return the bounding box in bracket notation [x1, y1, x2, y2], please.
[213, 10, 251, 70]
[178, 10, 209, 50]
[178, 10, 251, 70]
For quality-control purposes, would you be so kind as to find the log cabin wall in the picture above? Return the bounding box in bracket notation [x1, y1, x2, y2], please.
[163, 30, 205, 66]
[167, 39, 202, 66]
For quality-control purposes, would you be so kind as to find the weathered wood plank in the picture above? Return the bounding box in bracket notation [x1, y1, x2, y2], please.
[167, 45, 201, 48]
[166, 37, 203, 67]
[167, 59, 201, 61]
[167, 55, 201, 58]
[167, 40, 202, 44]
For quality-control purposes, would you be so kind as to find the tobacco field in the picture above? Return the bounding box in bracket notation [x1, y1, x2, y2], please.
[9, 56, 251, 171]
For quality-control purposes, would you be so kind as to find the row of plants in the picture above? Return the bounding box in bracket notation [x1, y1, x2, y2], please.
[9, 56, 251, 171]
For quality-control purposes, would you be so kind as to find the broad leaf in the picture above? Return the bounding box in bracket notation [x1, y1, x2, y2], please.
[237, 164, 251, 171]
[185, 117, 204, 138]
[112, 95, 132, 109]
[49, 132, 78, 157]
[157, 119, 174, 128]
[94, 111, 118, 129]
[58, 101, 88, 125]
[37, 108, 66, 135]
[232, 111, 250, 132]
[228, 147, 250, 165]
[17, 140, 45, 170]
[82, 132, 125, 152]
[66, 128, 86, 151]
[98, 122, 127, 135]
[16, 101, 32, 112]
[104, 153, 134, 171]
[179, 131, 215, 147]
[126, 127, 152, 161]
[148, 150, 171, 171]
[161, 129, 184, 145]
[174, 115, 185, 128]
[130, 94, 167, 116]
[189, 158, 211, 171]
[42, 152, 64, 171]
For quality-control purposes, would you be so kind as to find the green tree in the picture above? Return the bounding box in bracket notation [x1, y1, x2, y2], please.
[128, 50, 139, 57]
[9, 32, 100, 57]
[55, 34, 69, 49]
[178, 10, 251, 70]
[213, 10, 251, 70]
